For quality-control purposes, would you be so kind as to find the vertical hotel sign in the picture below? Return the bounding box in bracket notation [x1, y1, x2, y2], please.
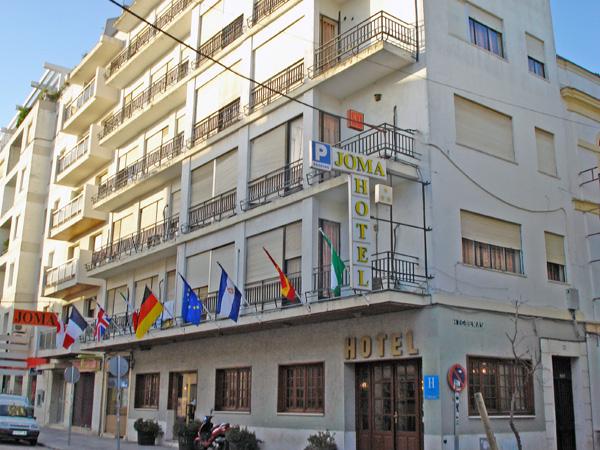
[310, 141, 386, 291]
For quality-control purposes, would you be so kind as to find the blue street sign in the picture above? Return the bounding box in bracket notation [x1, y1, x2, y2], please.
[423, 375, 439, 400]
[310, 141, 332, 171]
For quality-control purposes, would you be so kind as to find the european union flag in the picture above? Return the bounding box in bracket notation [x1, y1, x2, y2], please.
[180, 274, 203, 325]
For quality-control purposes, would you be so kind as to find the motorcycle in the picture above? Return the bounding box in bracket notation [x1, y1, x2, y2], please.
[194, 413, 230, 450]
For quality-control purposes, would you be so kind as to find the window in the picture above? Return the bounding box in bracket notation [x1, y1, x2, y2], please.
[320, 112, 340, 145]
[545, 232, 566, 282]
[84, 297, 96, 318]
[469, 18, 504, 57]
[278, 363, 324, 413]
[528, 57, 545, 78]
[215, 367, 251, 412]
[106, 285, 128, 316]
[134, 373, 160, 409]
[168, 371, 198, 418]
[318, 220, 341, 294]
[461, 211, 523, 274]
[468, 357, 534, 416]
[13, 216, 19, 240]
[8, 263, 14, 287]
[535, 128, 557, 176]
[526, 34, 546, 79]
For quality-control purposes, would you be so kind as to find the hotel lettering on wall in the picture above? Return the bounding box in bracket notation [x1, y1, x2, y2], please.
[345, 331, 419, 360]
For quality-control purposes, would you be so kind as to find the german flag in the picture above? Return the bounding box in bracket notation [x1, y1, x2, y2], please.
[134, 287, 163, 339]
[263, 247, 298, 303]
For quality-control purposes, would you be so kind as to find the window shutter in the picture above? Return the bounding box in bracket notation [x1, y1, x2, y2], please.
[285, 222, 302, 259]
[145, 127, 167, 152]
[253, 19, 305, 82]
[250, 125, 287, 180]
[545, 232, 565, 265]
[200, 1, 225, 42]
[186, 251, 210, 289]
[460, 210, 521, 249]
[536, 128, 557, 176]
[209, 244, 235, 292]
[140, 201, 159, 229]
[246, 228, 284, 283]
[455, 95, 514, 161]
[166, 270, 176, 302]
[190, 162, 214, 206]
[214, 149, 238, 194]
[288, 117, 303, 163]
[526, 34, 545, 62]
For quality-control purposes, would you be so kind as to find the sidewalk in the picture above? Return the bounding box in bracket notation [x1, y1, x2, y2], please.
[38, 427, 176, 450]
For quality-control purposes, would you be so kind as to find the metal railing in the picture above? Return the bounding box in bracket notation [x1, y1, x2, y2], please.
[187, 188, 237, 231]
[190, 99, 241, 146]
[38, 329, 57, 350]
[57, 135, 90, 175]
[371, 251, 425, 290]
[245, 272, 302, 311]
[106, 0, 193, 78]
[243, 160, 303, 209]
[94, 132, 185, 203]
[100, 60, 189, 139]
[45, 258, 78, 287]
[336, 123, 415, 160]
[310, 11, 417, 77]
[248, 60, 304, 111]
[249, 0, 291, 26]
[579, 166, 600, 187]
[64, 79, 95, 123]
[87, 215, 180, 270]
[50, 193, 84, 229]
[194, 15, 244, 69]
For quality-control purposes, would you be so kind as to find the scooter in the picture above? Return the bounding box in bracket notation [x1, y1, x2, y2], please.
[194, 412, 230, 450]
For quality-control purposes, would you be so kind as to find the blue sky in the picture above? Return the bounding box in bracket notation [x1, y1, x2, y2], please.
[0, 0, 598, 127]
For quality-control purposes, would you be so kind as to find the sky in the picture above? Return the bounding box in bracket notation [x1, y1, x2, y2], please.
[0, 0, 598, 127]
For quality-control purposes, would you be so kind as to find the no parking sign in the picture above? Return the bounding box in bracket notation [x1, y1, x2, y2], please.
[447, 363, 467, 392]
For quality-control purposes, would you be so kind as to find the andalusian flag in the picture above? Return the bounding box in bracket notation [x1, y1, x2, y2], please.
[133, 287, 163, 339]
[319, 228, 345, 297]
[263, 247, 297, 303]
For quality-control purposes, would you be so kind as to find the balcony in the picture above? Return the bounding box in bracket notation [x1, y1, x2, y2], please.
[49, 185, 108, 241]
[190, 99, 241, 147]
[99, 60, 190, 148]
[248, 0, 292, 27]
[245, 272, 302, 311]
[69, 34, 124, 85]
[193, 15, 244, 71]
[93, 133, 186, 212]
[337, 123, 416, 161]
[309, 11, 417, 98]
[247, 60, 305, 112]
[241, 160, 303, 210]
[186, 189, 237, 232]
[87, 215, 180, 271]
[105, 0, 194, 88]
[56, 125, 111, 187]
[44, 250, 101, 299]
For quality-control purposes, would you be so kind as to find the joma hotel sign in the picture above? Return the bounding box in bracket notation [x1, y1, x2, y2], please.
[310, 141, 387, 291]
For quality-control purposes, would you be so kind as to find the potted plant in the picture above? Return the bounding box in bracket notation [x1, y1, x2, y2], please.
[133, 418, 163, 446]
[225, 426, 261, 450]
[173, 417, 201, 450]
[304, 431, 337, 450]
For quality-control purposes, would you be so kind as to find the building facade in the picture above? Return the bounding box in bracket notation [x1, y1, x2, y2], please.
[6, 0, 598, 449]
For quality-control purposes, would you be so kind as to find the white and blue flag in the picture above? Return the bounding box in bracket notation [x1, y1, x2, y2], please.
[216, 264, 243, 322]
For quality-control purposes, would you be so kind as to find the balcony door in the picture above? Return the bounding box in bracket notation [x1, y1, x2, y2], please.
[320, 15, 339, 71]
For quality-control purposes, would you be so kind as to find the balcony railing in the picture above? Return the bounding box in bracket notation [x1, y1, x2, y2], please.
[105, 0, 193, 78]
[38, 329, 57, 351]
[187, 188, 237, 232]
[245, 272, 302, 311]
[51, 193, 84, 229]
[194, 15, 244, 69]
[311, 11, 417, 77]
[57, 135, 90, 175]
[579, 166, 600, 187]
[248, 60, 304, 111]
[190, 99, 241, 146]
[94, 132, 185, 203]
[64, 79, 95, 122]
[336, 123, 415, 160]
[100, 60, 189, 139]
[45, 259, 77, 287]
[87, 215, 180, 270]
[249, 0, 291, 26]
[242, 160, 303, 209]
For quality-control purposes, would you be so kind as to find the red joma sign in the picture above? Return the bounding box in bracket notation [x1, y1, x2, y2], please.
[13, 309, 58, 327]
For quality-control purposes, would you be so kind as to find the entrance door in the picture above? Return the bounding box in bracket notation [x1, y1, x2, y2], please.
[356, 360, 422, 450]
[72, 373, 94, 428]
[50, 373, 65, 424]
[552, 357, 576, 450]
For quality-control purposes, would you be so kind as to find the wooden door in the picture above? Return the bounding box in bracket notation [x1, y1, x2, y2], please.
[319, 16, 338, 71]
[72, 373, 94, 428]
[552, 357, 576, 450]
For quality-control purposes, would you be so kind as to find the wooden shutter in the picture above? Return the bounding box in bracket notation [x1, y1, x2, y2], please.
[285, 222, 302, 259]
[288, 117, 303, 163]
[253, 19, 305, 82]
[536, 128, 557, 176]
[526, 34, 545, 62]
[461, 211, 521, 249]
[190, 162, 214, 206]
[250, 125, 286, 180]
[209, 244, 235, 292]
[246, 228, 284, 283]
[186, 251, 210, 288]
[214, 149, 238, 194]
[455, 95, 514, 161]
[545, 232, 565, 265]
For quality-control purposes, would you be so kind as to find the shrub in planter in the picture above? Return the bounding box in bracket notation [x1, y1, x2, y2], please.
[225, 427, 261, 450]
[173, 418, 201, 450]
[133, 418, 163, 446]
[304, 430, 337, 450]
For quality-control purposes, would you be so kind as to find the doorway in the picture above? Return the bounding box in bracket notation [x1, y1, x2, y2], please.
[319, 15, 339, 71]
[552, 357, 576, 450]
[50, 372, 65, 424]
[356, 360, 422, 450]
[72, 373, 94, 428]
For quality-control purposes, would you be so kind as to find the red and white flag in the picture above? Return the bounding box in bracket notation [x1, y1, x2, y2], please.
[63, 307, 88, 350]
[94, 306, 110, 341]
[55, 319, 66, 349]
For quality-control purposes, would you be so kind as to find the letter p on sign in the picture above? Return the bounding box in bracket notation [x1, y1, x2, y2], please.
[310, 141, 332, 171]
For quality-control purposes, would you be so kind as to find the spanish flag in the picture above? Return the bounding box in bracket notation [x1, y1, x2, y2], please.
[134, 287, 163, 339]
[263, 247, 298, 303]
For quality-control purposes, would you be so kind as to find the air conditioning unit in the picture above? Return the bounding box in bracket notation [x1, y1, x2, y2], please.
[566, 288, 580, 311]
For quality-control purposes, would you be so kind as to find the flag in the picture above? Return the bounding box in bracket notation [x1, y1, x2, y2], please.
[55, 319, 66, 349]
[180, 274, 203, 325]
[263, 247, 297, 303]
[319, 228, 346, 297]
[216, 264, 243, 322]
[63, 307, 88, 350]
[94, 306, 110, 341]
[134, 287, 164, 339]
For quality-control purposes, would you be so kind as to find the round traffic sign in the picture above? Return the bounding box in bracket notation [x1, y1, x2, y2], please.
[447, 364, 467, 392]
[64, 366, 80, 384]
[108, 356, 129, 377]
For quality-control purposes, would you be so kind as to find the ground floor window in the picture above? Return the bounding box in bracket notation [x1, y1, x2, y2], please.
[134, 373, 160, 409]
[215, 367, 251, 412]
[468, 357, 534, 416]
[278, 363, 324, 413]
[168, 371, 198, 418]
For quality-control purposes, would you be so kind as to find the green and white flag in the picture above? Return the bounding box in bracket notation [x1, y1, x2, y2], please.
[319, 228, 345, 297]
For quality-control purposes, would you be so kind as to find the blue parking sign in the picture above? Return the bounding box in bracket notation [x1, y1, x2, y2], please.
[423, 375, 439, 400]
[310, 141, 332, 171]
